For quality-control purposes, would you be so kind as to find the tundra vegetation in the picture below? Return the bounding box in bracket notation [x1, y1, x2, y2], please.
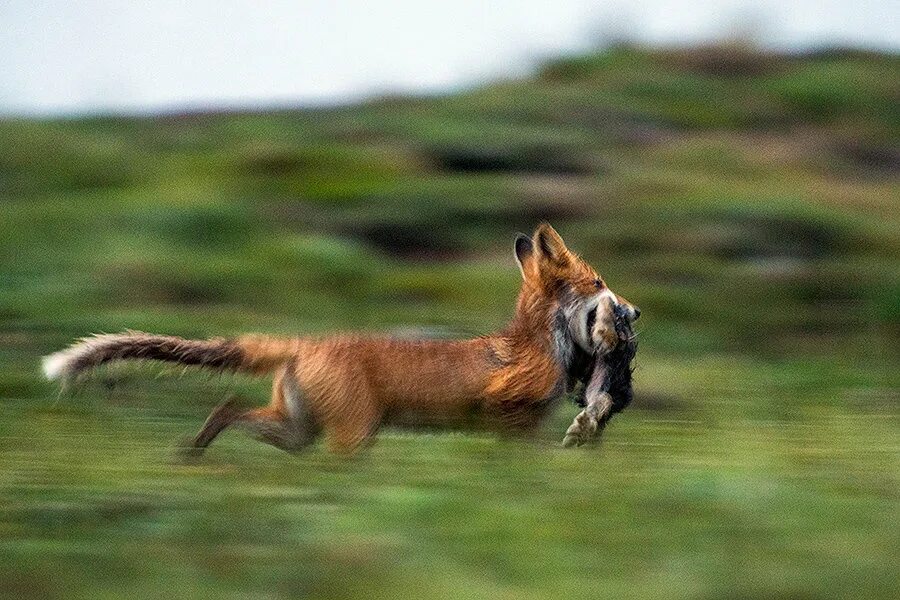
[0, 46, 897, 599]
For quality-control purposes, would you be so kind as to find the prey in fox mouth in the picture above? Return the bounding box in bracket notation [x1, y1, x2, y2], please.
[562, 303, 638, 448]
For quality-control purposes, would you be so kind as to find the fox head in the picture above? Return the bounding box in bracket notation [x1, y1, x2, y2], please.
[514, 223, 639, 358]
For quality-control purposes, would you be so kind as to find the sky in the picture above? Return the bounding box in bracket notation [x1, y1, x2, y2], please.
[1, 0, 897, 116]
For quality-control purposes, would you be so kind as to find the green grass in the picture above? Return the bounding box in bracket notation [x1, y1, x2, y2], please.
[0, 45, 898, 598]
[1, 362, 897, 599]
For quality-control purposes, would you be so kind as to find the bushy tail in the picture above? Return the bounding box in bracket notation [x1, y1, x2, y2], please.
[41, 331, 302, 383]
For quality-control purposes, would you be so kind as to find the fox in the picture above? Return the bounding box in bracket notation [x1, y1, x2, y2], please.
[41, 223, 640, 455]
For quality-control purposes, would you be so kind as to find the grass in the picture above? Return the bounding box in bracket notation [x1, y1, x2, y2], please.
[1, 373, 897, 599]
[0, 45, 898, 598]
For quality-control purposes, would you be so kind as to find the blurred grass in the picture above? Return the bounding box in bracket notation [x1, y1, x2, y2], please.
[0, 45, 898, 599]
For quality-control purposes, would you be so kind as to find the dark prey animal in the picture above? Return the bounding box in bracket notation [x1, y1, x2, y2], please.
[562, 303, 637, 447]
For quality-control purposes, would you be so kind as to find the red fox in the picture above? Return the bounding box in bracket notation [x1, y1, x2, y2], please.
[42, 224, 639, 455]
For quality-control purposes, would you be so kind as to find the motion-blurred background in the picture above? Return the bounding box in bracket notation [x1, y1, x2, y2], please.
[1, 2, 898, 599]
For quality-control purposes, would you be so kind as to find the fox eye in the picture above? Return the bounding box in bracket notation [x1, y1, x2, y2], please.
[593, 279, 604, 289]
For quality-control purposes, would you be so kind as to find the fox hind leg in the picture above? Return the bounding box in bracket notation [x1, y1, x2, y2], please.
[241, 367, 320, 453]
[179, 395, 245, 459]
[238, 406, 317, 453]
[181, 369, 319, 458]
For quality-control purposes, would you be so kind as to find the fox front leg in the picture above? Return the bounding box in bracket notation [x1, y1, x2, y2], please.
[561, 391, 613, 447]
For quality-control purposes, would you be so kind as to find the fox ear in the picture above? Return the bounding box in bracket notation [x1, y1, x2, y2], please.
[533, 223, 569, 265]
[514, 234, 535, 279]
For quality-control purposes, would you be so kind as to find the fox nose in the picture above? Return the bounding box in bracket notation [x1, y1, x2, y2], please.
[633, 306, 641, 320]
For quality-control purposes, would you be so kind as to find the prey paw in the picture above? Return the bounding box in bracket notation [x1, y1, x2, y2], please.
[561, 411, 597, 447]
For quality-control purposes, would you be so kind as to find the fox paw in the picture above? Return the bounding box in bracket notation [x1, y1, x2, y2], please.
[173, 435, 208, 463]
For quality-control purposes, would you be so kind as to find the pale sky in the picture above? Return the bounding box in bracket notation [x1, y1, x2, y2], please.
[1, 0, 897, 116]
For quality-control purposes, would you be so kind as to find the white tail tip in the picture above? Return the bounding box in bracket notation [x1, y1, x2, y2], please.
[42, 351, 73, 381]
